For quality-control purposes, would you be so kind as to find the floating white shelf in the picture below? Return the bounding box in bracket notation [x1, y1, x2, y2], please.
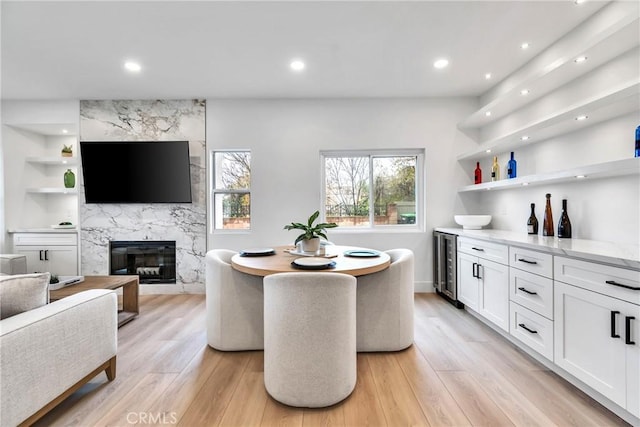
[26, 187, 78, 194]
[26, 156, 78, 166]
[457, 80, 640, 161]
[458, 157, 640, 193]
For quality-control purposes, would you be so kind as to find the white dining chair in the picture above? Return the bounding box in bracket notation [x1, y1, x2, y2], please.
[205, 249, 264, 351]
[356, 248, 414, 352]
[263, 272, 357, 408]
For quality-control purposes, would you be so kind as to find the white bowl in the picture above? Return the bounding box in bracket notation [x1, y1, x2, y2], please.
[454, 215, 492, 230]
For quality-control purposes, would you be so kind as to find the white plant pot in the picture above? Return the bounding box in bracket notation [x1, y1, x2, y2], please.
[300, 237, 320, 253]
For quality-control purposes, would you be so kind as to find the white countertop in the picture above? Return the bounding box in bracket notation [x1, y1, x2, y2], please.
[8, 228, 78, 233]
[434, 227, 640, 270]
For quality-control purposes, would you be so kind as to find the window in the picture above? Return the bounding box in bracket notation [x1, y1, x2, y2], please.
[322, 149, 423, 229]
[211, 150, 251, 230]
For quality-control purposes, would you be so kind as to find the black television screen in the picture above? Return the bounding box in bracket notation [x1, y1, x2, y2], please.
[80, 141, 192, 203]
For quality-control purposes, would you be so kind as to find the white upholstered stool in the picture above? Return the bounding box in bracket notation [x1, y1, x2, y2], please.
[0, 255, 27, 275]
[263, 272, 356, 408]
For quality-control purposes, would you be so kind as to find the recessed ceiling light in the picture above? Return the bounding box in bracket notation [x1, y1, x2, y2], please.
[574, 0, 585, 4]
[485, 149, 492, 153]
[576, 175, 586, 179]
[521, 42, 530, 50]
[433, 58, 449, 69]
[574, 56, 587, 63]
[521, 135, 530, 141]
[485, 111, 492, 117]
[62, 129, 68, 134]
[522, 182, 529, 186]
[520, 89, 530, 95]
[290, 59, 305, 72]
[485, 73, 492, 80]
[575, 115, 588, 121]
[124, 61, 141, 73]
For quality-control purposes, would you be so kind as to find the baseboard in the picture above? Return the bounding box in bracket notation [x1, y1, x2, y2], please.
[414, 281, 434, 293]
[138, 283, 205, 295]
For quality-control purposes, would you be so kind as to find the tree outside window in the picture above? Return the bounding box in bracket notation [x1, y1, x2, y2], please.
[211, 150, 251, 230]
[323, 151, 422, 228]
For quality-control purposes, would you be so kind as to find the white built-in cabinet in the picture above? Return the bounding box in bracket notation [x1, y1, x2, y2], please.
[457, 237, 509, 332]
[12, 232, 78, 276]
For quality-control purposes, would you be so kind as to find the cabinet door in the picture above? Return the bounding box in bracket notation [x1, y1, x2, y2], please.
[45, 246, 78, 276]
[13, 246, 47, 273]
[457, 252, 479, 311]
[478, 259, 509, 332]
[554, 281, 628, 408]
[626, 302, 640, 418]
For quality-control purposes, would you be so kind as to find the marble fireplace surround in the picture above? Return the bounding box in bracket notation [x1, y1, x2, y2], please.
[79, 100, 206, 294]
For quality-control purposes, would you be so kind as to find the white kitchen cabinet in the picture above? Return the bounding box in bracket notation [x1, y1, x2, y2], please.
[458, 237, 510, 331]
[12, 232, 78, 276]
[554, 281, 639, 418]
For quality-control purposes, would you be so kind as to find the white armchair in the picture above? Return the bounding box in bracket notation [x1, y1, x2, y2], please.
[0, 275, 117, 426]
[205, 249, 264, 351]
[356, 248, 415, 352]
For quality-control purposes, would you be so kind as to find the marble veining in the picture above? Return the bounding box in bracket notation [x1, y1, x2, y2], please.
[79, 100, 206, 290]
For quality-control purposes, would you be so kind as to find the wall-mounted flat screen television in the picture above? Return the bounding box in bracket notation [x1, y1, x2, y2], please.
[80, 141, 192, 204]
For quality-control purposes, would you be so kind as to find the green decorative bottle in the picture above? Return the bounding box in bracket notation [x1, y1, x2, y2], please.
[63, 169, 75, 188]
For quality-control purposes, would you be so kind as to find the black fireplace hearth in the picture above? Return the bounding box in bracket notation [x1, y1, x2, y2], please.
[109, 240, 176, 284]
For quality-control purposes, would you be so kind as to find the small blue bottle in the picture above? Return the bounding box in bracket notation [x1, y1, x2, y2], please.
[507, 151, 517, 178]
[635, 125, 640, 157]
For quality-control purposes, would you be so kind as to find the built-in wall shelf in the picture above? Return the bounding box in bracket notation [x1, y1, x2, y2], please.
[26, 156, 78, 166]
[457, 79, 639, 162]
[458, 157, 640, 193]
[26, 188, 78, 194]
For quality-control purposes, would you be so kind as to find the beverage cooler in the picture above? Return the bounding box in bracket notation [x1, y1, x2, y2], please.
[433, 230, 463, 308]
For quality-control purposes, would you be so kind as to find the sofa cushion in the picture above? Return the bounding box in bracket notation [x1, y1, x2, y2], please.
[0, 273, 50, 319]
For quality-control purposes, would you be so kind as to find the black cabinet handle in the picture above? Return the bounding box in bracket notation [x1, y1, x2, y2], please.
[472, 262, 477, 278]
[611, 311, 620, 338]
[605, 280, 640, 291]
[39, 250, 44, 261]
[476, 263, 482, 280]
[517, 258, 538, 265]
[518, 323, 538, 334]
[472, 247, 485, 252]
[518, 287, 538, 295]
[626, 316, 636, 345]
[44, 250, 49, 261]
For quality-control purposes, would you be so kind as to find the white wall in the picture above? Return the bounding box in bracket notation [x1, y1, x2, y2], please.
[206, 98, 477, 291]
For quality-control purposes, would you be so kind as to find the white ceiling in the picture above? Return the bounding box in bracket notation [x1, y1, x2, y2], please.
[1, 0, 611, 100]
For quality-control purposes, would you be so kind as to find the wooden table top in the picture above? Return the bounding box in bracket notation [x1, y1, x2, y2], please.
[231, 245, 391, 277]
[49, 275, 139, 298]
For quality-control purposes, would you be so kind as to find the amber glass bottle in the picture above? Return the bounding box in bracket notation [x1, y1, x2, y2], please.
[543, 193, 554, 236]
[557, 199, 572, 238]
[527, 203, 538, 235]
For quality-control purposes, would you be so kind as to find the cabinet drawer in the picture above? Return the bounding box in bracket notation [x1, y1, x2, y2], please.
[458, 237, 508, 265]
[13, 233, 77, 246]
[510, 302, 554, 362]
[510, 246, 553, 279]
[554, 256, 640, 305]
[510, 267, 553, 320]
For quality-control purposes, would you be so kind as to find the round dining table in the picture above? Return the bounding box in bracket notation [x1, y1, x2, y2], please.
[231, 245, 391, 277]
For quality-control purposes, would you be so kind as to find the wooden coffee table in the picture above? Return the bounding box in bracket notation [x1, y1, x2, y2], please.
[49, 275, 139, 327]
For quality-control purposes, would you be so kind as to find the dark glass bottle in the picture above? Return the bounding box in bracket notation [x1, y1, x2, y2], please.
[543, 193, 554, 237]
[557, 199, 572, 238]
[507, 151, 517, 179]
[527, 203, 538, 235]
[474, 162, 482, 184]
[635, 125, 640, 157]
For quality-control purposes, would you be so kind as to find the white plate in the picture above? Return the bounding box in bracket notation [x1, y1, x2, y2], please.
[292, 257, 335, 268]
[50, 224, 76, 229]
[240, 247, 276, 256]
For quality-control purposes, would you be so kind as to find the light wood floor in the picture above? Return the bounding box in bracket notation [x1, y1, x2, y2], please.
[34, 293, 629, 427]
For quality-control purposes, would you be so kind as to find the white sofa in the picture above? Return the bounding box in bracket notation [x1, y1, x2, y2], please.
[0, 274, 118, 427]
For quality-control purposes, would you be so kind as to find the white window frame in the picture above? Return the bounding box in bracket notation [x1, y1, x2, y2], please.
[320, 149, 425, 231]
[210, 149, 251, 233]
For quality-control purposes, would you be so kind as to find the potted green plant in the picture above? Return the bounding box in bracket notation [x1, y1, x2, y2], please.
[284, 210, 338, 253]
[61, 144, 73, 157]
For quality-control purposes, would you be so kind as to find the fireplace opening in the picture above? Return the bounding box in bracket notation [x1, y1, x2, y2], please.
[109, 240, 176, 284]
